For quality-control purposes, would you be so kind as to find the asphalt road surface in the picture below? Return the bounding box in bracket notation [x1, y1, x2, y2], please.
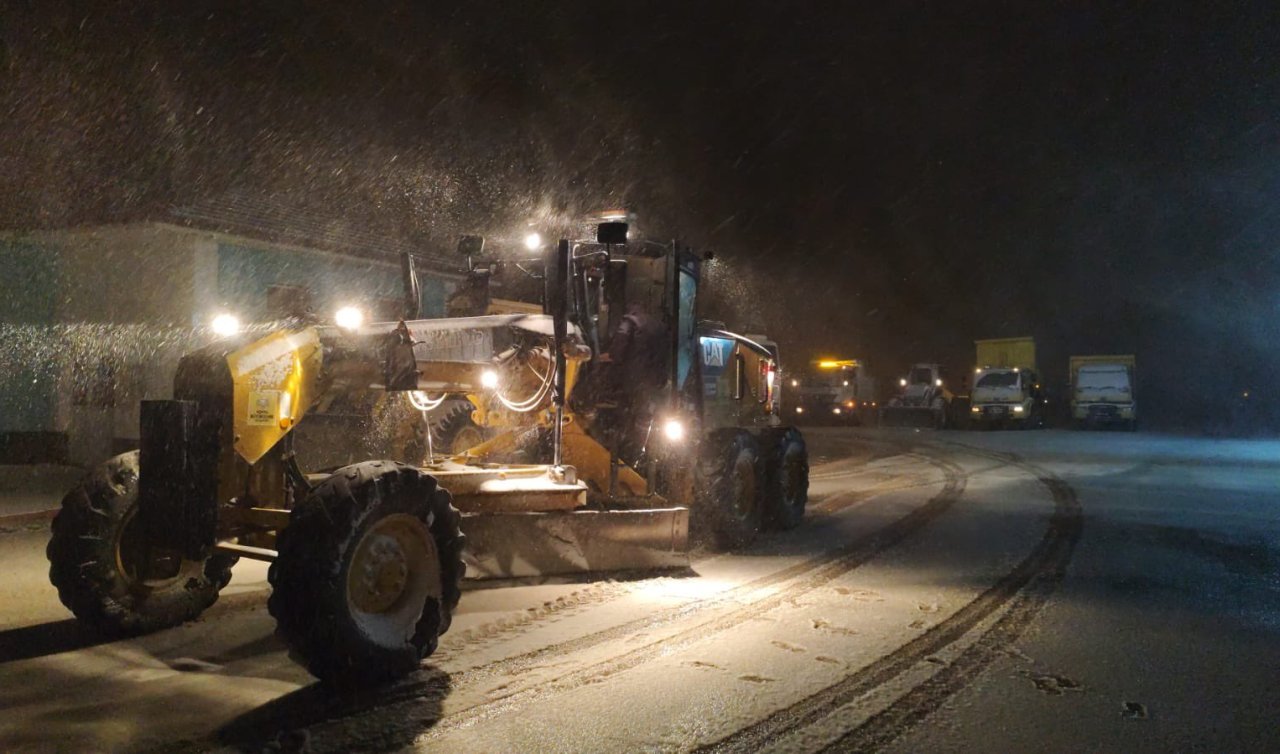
[1, 428, 1277, 753]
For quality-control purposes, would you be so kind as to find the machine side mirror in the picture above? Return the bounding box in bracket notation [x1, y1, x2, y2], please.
[596, 222, 628, 245]
[457, 234, 485, 256]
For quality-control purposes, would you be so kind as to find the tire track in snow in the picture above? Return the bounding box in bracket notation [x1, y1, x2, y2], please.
[811, 453, 960, 516]
[436, 443, 924, 663]
[698, 445, 1082, 754]
[414, 450, 970, 739]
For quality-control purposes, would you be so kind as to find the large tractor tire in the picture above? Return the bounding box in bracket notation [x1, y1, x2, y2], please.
[433, 401, 486, 456]
[46, 451, 237, 636]
[765, 428, 809, 530]
[268, 461, 465, 685]
[695, 432, 764, 550]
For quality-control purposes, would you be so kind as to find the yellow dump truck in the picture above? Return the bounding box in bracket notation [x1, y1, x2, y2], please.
[1069, 354, 1137, 430]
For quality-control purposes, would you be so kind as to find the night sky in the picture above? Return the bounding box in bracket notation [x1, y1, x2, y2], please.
[3, 2, 1280, 429]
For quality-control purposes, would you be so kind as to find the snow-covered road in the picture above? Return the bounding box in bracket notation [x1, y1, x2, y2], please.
[1, 429, 1277, 752]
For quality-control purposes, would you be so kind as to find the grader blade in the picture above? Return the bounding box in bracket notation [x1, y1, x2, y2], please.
[459, 507, 690, 580]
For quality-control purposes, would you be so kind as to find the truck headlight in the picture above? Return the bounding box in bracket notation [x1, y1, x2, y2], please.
[662, 418, 685, 442]
[832, 407, 842, 415]
[795, 406, 804, 414]
[1013, 405, 1025, 413]
[971, 406, 980, 413]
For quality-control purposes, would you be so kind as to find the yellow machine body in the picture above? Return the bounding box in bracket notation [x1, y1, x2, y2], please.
[227, 327, 323, 464]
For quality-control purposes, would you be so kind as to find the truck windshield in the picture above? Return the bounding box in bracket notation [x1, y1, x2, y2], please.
[976, 371, 1019, 388]
[909, 367, 933, 385]
[806, 368, 853, 388]
[1078, 370, 1129, 391]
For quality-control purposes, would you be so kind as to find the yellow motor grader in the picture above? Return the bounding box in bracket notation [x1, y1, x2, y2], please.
[46, 222, 808, 685]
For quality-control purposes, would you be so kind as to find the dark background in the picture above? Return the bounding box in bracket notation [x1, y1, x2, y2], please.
[3, 2, 1279, 431]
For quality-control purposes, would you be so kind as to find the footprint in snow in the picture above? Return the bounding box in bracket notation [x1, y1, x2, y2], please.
[811, 618, 858, 636]
[684, 660, 722, 671]
[1026, 673, 1083, 695]
[832, 587, 883, 601]
[917, 602, 941, 613]
[815, 656, 842, 665]
[771, 640, 805, 653]
[908, 619, 928, 629]
[1122, 701, 1148, 719]
[738, 674, 776, 684]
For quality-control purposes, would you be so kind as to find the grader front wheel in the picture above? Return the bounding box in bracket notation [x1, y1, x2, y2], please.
[267, 461, 466, 686]
[46, 451, 237, 636]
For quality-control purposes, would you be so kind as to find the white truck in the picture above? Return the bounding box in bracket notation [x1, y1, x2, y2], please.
[969, 337, 1045, 429]
[787, 358, 877, 424]
[1070, 355, 1137, 430]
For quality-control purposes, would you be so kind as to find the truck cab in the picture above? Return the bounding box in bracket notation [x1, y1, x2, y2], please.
[970, 366, 1043, 427]
[968, 337, 1043, 429]
[787, 358, 876, 424]
[1070, 355, 1136, 430]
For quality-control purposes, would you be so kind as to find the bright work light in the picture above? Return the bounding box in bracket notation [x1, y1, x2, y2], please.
[334, 306, 364, 331]
[211, 313, 241, 337]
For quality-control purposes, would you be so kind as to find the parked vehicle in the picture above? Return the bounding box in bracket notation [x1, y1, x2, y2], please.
[881, 362, 955, 428]
[787, 358, 877, 424]
[969, 337, 1045, 429]
[1070, 354, 1137, 430]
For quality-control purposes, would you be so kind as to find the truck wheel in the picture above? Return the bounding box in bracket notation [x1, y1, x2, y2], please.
[434, 401, 486, 456]
[931, 398, 947, 430]
[695, 432, 764, 550]
[766, 429, 809, 530]
[268, 461, 466, 685]
[46, 451, 237, 636]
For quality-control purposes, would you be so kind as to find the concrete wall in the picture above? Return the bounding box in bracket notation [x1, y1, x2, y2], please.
[51, 224, 201, 464]
[0, 239, 59, 435]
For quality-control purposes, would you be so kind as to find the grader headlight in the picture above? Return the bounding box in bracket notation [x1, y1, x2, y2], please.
[334, 306, 365, 331]
[210, 312, 242, 338]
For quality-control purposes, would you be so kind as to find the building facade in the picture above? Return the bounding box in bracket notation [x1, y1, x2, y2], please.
[0, 222, 455, 466]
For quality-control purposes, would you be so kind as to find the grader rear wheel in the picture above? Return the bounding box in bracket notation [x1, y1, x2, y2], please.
[46, 451, 236, 636]
[434, 401, 487, 456]
[268, 461, 465, 686]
